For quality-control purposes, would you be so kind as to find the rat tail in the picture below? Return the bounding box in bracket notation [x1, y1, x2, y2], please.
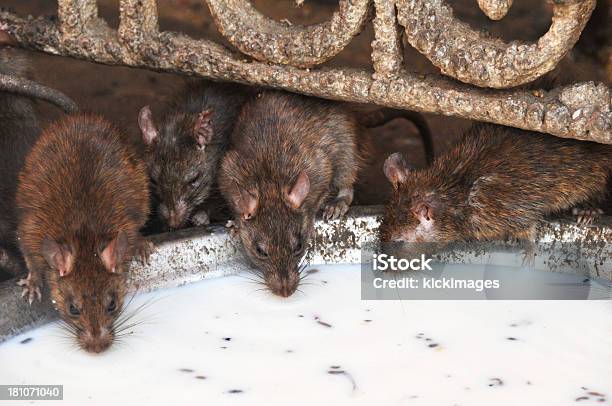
[0, 73, 79, 113]
[0, 31, 79, 113]
[359, 108, 434, 166]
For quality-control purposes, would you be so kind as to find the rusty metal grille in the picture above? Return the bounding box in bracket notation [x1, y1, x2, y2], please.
[0, 0, 610, 143]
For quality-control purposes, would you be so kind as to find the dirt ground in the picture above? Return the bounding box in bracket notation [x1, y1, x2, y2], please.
[2, 0, 610, 206]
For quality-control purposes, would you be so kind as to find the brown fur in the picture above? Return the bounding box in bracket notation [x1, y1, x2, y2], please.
[380, 124, 612, 246]
[219, 91, 362, 297]
[17, 114, 150, 353]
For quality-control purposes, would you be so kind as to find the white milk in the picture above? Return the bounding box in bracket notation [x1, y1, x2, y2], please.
[1, 264, 610, 405]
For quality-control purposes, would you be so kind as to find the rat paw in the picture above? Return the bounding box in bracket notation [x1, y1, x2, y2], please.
[572, 207, 603, 226]
[17, 273, 42, 305]
[521, 242, 536, 268]
[521, 251, 535, 268]
[191, 211, 210, 227]
[225, 220, 239, 237]
[323, 200, 350, 221]
[135, 240, 155, 266]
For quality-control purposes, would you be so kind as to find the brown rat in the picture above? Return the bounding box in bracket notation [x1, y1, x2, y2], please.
[17, 114, 150, 353]
[379, 123, 612, 256]
[219, 90, 366, 297]
[138, 80, 254, 230]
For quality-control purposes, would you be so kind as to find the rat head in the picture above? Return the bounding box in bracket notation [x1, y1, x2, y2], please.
[139, 106, 220, 230]
[42, 232, 130, 353]
[224, 167, 313, 297]
[380, 153, 458, 245]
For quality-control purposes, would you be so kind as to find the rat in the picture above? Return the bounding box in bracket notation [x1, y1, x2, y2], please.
[138, 79, 255, 230]
[221, 91, 422, 297]
[379, 123, 612, 259]
[0, 47, 40, 276]
[138, 81, 432, 232]
[16, 113, 151, 353]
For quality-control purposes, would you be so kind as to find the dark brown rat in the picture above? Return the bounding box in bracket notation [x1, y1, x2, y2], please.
[380, 123, 612, 255]
[17, 114, 150, 353]
[0, 47, 40, 276]
[0, 33, 78, 277]
[219, 90, 363, 297]
[138, 80, 254, 230]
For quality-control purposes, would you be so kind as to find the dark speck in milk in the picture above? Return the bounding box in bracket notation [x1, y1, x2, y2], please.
[488, 378, 504, 387]
[510, 319, 532, 328]
[416, 333, 440, 348]
[306, 269, 319, 274]
[195, 376, 207, 380]
[364, 319, 372, 323]
[576, 388, 607, 403]
[506, 337, 518, 341]
[227, 389, 244, 394]
[315, 316, 332, 328]
[327, 368, 357, 391]
[179, 368, 195, 373]
[222, 337, 232, 341]
[19, 337, 33, 344]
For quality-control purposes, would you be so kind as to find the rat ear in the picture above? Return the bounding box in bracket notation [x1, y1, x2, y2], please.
[138, 106, 159, 146]
[232, 183, 258, 220]
[42, 237, 74, 277]
[285, 171, 310, 209]
[100, 231, 129, 274]
[193, 108, 214, 148]
[383, 153, 412, 187]
[412, 202, 434, 223]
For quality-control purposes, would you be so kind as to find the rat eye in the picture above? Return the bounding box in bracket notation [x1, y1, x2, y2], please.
[186, 173, 200, 188]
[107, 298, 117, 314]
[255, 243, 269, 259]
[68, 303, 80, 317]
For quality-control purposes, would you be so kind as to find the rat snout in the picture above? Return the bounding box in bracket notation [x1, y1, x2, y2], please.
[270, 274, 299, 298]
[78, 328, 113, 354]
[166, 201, 188, 229]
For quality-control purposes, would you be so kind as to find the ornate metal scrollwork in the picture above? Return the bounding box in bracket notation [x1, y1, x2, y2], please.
[397, 0, 596, 88]
[0, 0, 609, 144]
[205, 0, 371, 68]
